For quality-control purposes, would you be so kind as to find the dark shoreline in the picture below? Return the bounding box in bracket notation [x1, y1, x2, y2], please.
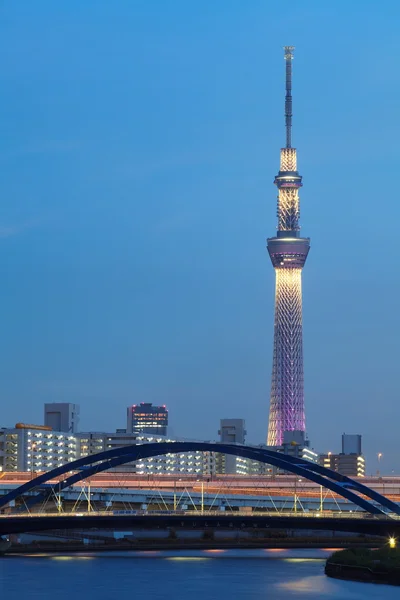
[2, 538, 384, 555]
[325, 561, 400, 586]
[325, 547, 400, 587]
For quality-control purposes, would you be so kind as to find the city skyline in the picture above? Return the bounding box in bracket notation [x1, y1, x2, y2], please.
[0, 2, 399, 472]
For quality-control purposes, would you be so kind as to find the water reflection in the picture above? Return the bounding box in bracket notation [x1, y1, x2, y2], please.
[278, 575, 335, 594]
[167, 556, 209, 561]
[284, 558, 322, 563]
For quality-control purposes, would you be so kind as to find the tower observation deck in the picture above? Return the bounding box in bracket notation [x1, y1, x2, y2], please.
[266, 47, 310, 447]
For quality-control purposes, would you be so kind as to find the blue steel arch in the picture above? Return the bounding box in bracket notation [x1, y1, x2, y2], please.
[0, 442, 398, 516]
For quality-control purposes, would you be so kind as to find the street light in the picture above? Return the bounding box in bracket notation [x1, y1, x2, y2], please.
[294, 478, 302, 513]
[30, 442, 37, 480]
[377, 453, 383, 477]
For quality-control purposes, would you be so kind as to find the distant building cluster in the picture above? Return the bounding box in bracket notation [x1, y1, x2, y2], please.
[0, 403, 365, 478]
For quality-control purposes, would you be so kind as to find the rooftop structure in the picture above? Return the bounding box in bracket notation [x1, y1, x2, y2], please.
[44, 403, 80, 433]
[342, 434, 362, 455]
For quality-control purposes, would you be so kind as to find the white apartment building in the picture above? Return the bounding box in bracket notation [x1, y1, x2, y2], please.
[76, 432, 217, 475]
[0, 424, 77, 472]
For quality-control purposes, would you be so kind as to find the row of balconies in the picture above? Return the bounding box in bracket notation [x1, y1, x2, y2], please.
[27, 433, 75, 440]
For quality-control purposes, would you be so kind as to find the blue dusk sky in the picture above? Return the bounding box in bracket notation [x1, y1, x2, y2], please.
[0, 1, 399, 473]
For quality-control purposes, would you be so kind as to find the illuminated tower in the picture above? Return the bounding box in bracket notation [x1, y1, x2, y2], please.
[266, 47, 310, 447]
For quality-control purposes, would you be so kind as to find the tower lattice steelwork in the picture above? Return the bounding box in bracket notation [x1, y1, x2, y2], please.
[266, 47, 310, 447]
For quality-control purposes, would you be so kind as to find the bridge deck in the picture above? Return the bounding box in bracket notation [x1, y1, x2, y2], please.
[1, 513, 399, 537]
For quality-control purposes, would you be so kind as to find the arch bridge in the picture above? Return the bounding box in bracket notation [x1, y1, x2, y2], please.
[0, 442, 399, 517]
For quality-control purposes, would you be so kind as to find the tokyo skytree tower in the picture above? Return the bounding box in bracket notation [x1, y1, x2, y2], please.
[266, 47, 310, 447]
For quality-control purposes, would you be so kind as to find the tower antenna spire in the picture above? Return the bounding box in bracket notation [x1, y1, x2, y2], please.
[284, 46, 295, 148]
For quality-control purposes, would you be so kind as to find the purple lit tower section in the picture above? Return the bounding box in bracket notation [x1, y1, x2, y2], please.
[266, 47, 310, 447]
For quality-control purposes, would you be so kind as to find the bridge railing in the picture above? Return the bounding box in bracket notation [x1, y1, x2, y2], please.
[1, 510, 398, 520]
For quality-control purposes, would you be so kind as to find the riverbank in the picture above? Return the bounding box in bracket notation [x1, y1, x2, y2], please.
[326, 547, 400, 586]
[3, 536, 385, 554]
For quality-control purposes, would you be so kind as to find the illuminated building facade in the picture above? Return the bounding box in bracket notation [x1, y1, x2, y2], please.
[0, 424, 77, 472]
[267, 47, 310, 446]
[127, 403, 168, 436]
[319, 453, 365, 478]
[77, 432, 216, 475]
[319, 434, 365, 478]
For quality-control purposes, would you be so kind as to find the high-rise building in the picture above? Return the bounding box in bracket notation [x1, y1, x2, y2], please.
[319, 452, 365, 478]
[319, 434, 365, 477]
[267, 47, 310, 446]
[126, 403, 168, 436]
[44, 403, 80, 433]
[218, 419, 246, 445]
[217, 419, 247, 475]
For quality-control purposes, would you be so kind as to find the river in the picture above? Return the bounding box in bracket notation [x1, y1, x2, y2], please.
[0, 549, 398, 599]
